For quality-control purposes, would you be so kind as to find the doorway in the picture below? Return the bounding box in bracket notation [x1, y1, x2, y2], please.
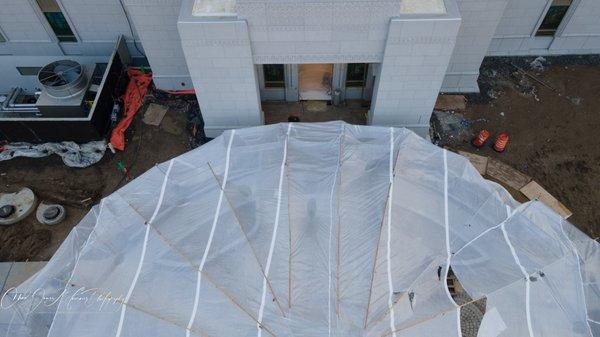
[299, 64, 333, 100]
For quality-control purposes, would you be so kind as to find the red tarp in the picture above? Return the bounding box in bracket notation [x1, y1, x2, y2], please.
[109, 69, 152, 151]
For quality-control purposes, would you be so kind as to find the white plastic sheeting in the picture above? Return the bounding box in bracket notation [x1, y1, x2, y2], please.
[0, 121, 598, 337]
[0, 141, 106, 168]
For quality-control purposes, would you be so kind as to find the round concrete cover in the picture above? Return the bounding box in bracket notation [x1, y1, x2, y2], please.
[36, 203, 66, 226]
[0, 187, 37, 226]
[0, 122, 597, 337]
[0, 204, 15, 218]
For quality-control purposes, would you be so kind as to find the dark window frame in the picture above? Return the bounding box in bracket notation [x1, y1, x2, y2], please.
[17, 67, 42, 76]
[0, 31, 6, 43]
[536, 0, 573, 37]
[346, 63, 369, 88]
[263, 64, 285, 88]
[35, 0, 77, 42]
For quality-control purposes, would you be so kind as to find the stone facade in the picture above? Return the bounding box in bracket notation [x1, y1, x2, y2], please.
[1, 0, 600, 136]
[178, 0, 461, 136]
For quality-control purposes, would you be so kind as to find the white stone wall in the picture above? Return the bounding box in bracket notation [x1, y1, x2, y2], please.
[488, 0, 600, 56]
[0, 0, 142, 92]
[178, 16, 262, 137]
[236, 0, 401, 64]
[0, 0, 143, 56]
[123, 0, 192, 90]
[561, 0, 600, 36]
[371, 16, 460, 129]
[442, 0, 509, 93]
[0, 0, 49, 41]
[175, 0, 462, 135]
[495, 0, 548, 37]
[60, 0, 134, 42]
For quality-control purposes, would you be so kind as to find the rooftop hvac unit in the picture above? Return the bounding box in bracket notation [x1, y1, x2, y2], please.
[37, 60, 88, 99]
[35, 59, 97, 118]
[0, 35, 132, 142]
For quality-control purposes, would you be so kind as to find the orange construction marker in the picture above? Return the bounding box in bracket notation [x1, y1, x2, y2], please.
[494, 133, 509, 152]
[472, 130, 490, 148]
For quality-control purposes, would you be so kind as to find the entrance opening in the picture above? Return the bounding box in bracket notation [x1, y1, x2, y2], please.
[299, 64, 333, 100]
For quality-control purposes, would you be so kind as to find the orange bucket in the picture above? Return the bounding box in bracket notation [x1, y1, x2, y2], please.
[472, 130, 490, 148]
[494, 133, 509, 152]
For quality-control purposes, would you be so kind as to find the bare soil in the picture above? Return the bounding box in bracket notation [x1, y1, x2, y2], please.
[0, 92, 196, 261]
[434, 55, 600, 240]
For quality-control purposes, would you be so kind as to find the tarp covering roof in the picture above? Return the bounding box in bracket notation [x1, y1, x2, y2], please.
[1, 122, 598, 337]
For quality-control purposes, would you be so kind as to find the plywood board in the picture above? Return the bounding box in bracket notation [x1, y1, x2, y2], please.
[435, 95, 467, 111]
[520, 181, 572, 219]
[486, 158, 532, 191]
[143, 103, 168, 126]
[458, 151, 489, 175]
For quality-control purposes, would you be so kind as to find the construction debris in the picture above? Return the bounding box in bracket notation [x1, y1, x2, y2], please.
[530, 56, 547, 71]
[431, 111, 471, 144]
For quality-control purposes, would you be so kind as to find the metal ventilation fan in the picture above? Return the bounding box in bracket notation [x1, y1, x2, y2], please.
[37, 60, 87, 98]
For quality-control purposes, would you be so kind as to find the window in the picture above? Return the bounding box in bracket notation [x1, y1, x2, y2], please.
[263, 64, 285, 88]
[17, 67, 42, 76]
[36, 0, 77, 42]
[536, 0, 573, 36]
[346, 63, 368, 87]
[0, 31, 5, 43]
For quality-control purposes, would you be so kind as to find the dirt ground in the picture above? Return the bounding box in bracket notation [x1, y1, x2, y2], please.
[433, 55, 600, 240]
[0, 91, 197, 261]
[263, 100, 368, 125]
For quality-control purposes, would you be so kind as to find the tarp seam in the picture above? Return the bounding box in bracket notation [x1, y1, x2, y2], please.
[327, 123, 343, 337]
[386, 127, 397, 337]
[443, 150, 462, 337]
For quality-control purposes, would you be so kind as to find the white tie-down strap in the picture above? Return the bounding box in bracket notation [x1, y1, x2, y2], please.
[257, 125, 292, 337]
[186, 130, 236, 337]
[442, 150, 462, 337]
[115, 159, 175, 337]
[501, 206, 534, 337]
[385, 127, 398, 337]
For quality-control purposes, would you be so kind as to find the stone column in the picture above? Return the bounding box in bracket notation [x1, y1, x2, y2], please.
[370, 5, 461, 135]
[178, 6, 262, 137]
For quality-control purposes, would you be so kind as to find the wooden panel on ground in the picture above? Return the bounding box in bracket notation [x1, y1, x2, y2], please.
[458, 150, 489, 175]
[435, 94, 467, 111]
[143, 103, 169, 126]
[486, 158, 532, 191]
[520, 181, 572, 219]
